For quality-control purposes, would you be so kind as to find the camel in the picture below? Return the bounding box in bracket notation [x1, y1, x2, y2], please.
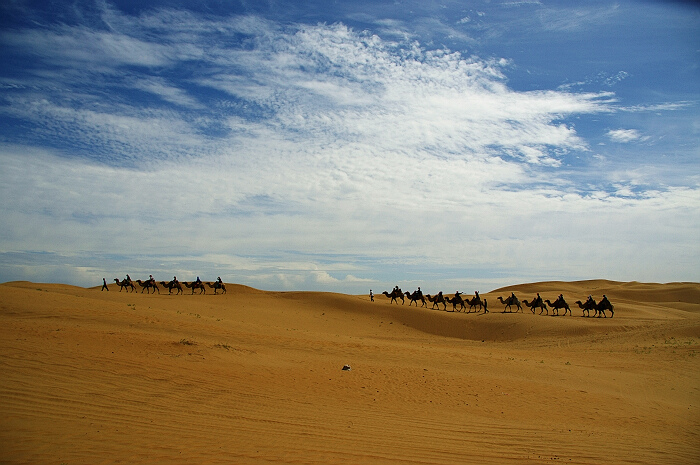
[404, 291, 426, 307]
[183, 281, 206, 294]
[426, 294, 447, 311]
[595, 296, 614, 318]
[113, 278, 135, 292]
[135, 279, 159, 294]
[465, 295, 483, 313]
[497, 295, 522, 313]
[544, 297, 571, 316]
[445, 295, 466, 312]
[160, 280, 183, 295]
[523, 298, 548, 315]
[206, 282, 226, 294]
[382, 289, 404, 305]
[574, 299, 597, 317]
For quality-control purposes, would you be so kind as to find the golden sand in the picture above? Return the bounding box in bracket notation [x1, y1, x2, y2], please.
[1, 280, 698, 464]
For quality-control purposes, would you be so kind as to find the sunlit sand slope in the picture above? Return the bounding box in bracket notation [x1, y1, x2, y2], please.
[1, 280, 698, 464]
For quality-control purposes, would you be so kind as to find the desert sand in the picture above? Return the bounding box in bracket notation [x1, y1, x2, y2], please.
[0, 279, 698, 464]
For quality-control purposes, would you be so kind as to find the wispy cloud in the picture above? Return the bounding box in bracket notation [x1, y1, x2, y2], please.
[606, 128, 645, 143]
[534, 4, 621, 32]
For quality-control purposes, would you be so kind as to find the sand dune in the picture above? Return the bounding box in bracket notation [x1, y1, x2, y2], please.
[1, 280, 698, 464]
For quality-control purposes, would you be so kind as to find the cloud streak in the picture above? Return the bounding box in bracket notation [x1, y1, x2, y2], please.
[607, 129, 645, 143]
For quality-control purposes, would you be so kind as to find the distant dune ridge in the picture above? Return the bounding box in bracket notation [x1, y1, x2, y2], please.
[1, 279, 698, 464]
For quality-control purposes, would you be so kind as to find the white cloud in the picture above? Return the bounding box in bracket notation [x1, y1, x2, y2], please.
[607, 128, 643, 143]
[131, 77, 205, 109]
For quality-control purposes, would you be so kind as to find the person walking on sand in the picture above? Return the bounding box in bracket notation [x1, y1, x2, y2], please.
[370, 290, 374, 302]
[102, 277, 109, 291]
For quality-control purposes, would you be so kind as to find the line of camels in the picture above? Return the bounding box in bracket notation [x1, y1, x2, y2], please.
[381, 288, 614, 318]
[112, 277, 226, 295]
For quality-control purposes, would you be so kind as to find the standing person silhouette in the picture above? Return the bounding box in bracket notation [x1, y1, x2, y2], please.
[369, 290, 374, 302]
[102, 278, 109, 291]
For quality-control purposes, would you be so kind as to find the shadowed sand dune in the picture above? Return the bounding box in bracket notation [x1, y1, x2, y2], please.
[1, 280, 698, 464]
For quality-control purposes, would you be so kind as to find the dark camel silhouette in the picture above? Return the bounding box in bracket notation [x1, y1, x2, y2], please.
[206, 282, 226, 294]
[523, 299, 548, 315]
[445, 295, 466, 312]
[575, 299, 597, 317]
[114, 278, 135, 292]
[545, 297, 571, 316]
[426, 294, 447, 311]
[404, 291, 426, 307]
[382, 289, 404, 304]
[465, 295, 483, 313]
[135, 279, 159, 294]
[183, 281, 206, 294]
[160, 280, 183, 295]
[497, 295, 522, 313]
[594, 296, 614, 318]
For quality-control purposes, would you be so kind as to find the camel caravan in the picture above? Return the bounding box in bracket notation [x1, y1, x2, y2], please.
[380, 287, 614, 318]
[112, 275, 226, 295]
[383, 287, 487, 313]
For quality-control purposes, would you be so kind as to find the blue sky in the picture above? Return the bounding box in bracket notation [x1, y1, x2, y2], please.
[0, 0, 698, 293]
